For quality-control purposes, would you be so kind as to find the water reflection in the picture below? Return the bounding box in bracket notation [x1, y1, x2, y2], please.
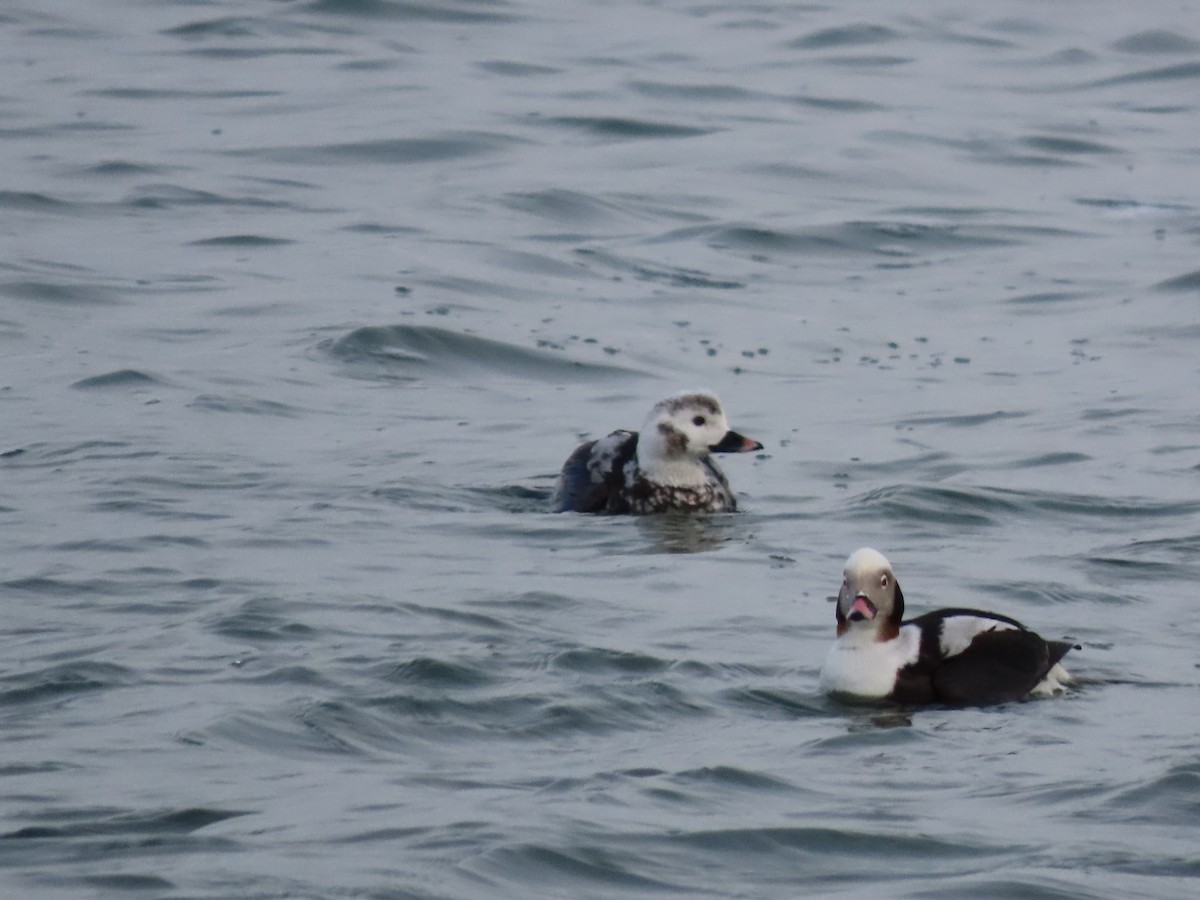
[635, 512, 747, 554]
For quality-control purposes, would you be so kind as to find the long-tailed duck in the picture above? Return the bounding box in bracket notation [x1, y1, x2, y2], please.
[552, 391, 762, 514]
[819, 548, 1076, 706]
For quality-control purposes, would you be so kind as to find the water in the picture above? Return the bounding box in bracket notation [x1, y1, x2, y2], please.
[2, 1, 1199, 897]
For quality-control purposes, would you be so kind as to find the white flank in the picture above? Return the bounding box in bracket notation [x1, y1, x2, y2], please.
[1030, 662, 1072, 697]
[938, 615, 1017, 658]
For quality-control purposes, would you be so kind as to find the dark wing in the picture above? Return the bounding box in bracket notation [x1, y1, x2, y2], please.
[930, 628, 1054, 706]
[551, 430, 637, 513]
[1045, 640, 1076, 670]
[890, 666, 937, 705]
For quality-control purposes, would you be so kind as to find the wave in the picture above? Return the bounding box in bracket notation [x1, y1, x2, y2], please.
[324, 324, 642, 382]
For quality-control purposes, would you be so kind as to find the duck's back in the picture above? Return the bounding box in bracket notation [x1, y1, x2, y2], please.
[893, 609, 1075, 705]
[552, 430, 638, 513]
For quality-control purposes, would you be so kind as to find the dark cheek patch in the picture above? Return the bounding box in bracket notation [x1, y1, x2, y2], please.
[658, 422, 688, 455]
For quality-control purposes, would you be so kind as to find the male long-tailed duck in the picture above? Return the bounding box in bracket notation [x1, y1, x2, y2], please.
[552, 391, 762, 514]
[819, 548, 1076, 706]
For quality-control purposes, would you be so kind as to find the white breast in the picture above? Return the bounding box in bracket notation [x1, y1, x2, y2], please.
[819, 627, 921, 700]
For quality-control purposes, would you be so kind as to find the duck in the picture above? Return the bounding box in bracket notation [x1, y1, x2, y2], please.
[552, 391, 762, 514]
[819, 548, 1076, 706]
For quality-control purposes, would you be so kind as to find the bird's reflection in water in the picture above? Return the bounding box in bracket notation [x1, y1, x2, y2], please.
[635, 512, 748, 554]
[815, 693, 916, 730]
[861, 710, 914, 730]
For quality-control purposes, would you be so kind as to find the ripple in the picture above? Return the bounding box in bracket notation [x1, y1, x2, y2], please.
[549, 647, 671, 676]
[1021, 135, 1121, 156]
[1, 576, 133, 599]
[84, 87, 282, 100]
[463, 485, 554, 514]
[1, 806, 247, 839]
[53, 535, 206, 553]
[300, 0, 520, 23]
[246, 132, 519, 165]
[189, 234, 295, 247]
[574, 247, 745, 288]
[0, 281, 121, 305]
[70, 369, 161, 390]
[188, 394, 301, 417]
[208, 597, 318, 643]
[702, 219, 1016, 259]
[793, 93, 887, 112]
[124, 184, 289, 210]
[479, 842, 680, 891]
[324, 324, 642, 382]
[722, 687, 830, 719]
[1100, 533, 1200, 571]
[1093, 759, 1200, 824]
[81, 161, 171, 177]
[162, 16, 261, 39]
[473, 821, 1013, 894]
[502, 188, 646, 226]
[0, 662, 140, 708]
[1153, 268, 1200, 291]
[993, 488, 1200, 520]
[669, 824, 993, 860]
[82, 874, 175, 891]
[897, 410, 1029, 428]
[197, 706, 374, 758]
[1004, 452, 1091, 468]
[1005, 291, 1092, 307]
[1112, 30, 1200, 55]
[395, 601, 513, 632]
[672, 765, 801, 792]
[375, 657, 494, 688]
[789, 24, 900, 50]
[629, 80, 764, 102]
[0, 440, 157, 470]
[477, 60, 561, 77]
[850, 484, 1016, 528]
[538, 116, 719, 141]
[1089, 61, 1200, 88]
[366, 679, 711, 739]
[976, 580, 1133, 608]
[0, 190, 71, 211]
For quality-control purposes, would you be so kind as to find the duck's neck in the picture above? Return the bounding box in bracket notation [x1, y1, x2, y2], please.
[638, 452, 712, 487]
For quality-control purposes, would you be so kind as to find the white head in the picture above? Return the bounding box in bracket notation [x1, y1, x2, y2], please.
[836, 547, 905, 640]
[636, 391, 761, 486]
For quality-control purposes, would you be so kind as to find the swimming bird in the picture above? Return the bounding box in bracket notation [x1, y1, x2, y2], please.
[819, 548, 1076, 706]
[552, 391, 762, 514]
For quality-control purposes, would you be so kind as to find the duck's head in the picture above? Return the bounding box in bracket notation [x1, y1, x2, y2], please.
[836, 547, 904, 640]
[637, 391, 761, 483]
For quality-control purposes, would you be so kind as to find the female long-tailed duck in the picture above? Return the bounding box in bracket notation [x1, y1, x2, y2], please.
[819, 548, 1076, 706]
[552, 391, 762, 514]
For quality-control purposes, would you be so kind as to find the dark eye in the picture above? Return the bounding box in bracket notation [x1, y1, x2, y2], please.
[692, 415, 706, 426]
[880, 574, 889, 588]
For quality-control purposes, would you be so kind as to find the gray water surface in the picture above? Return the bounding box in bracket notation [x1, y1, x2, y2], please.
[2, 1, 1199, 898]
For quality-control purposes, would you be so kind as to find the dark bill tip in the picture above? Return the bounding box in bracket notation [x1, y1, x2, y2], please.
[847, 594, 877, 622]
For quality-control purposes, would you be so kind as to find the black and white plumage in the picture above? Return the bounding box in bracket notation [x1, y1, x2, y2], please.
[819, 548, 1076, 706]
[551, 391, 762, 514]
